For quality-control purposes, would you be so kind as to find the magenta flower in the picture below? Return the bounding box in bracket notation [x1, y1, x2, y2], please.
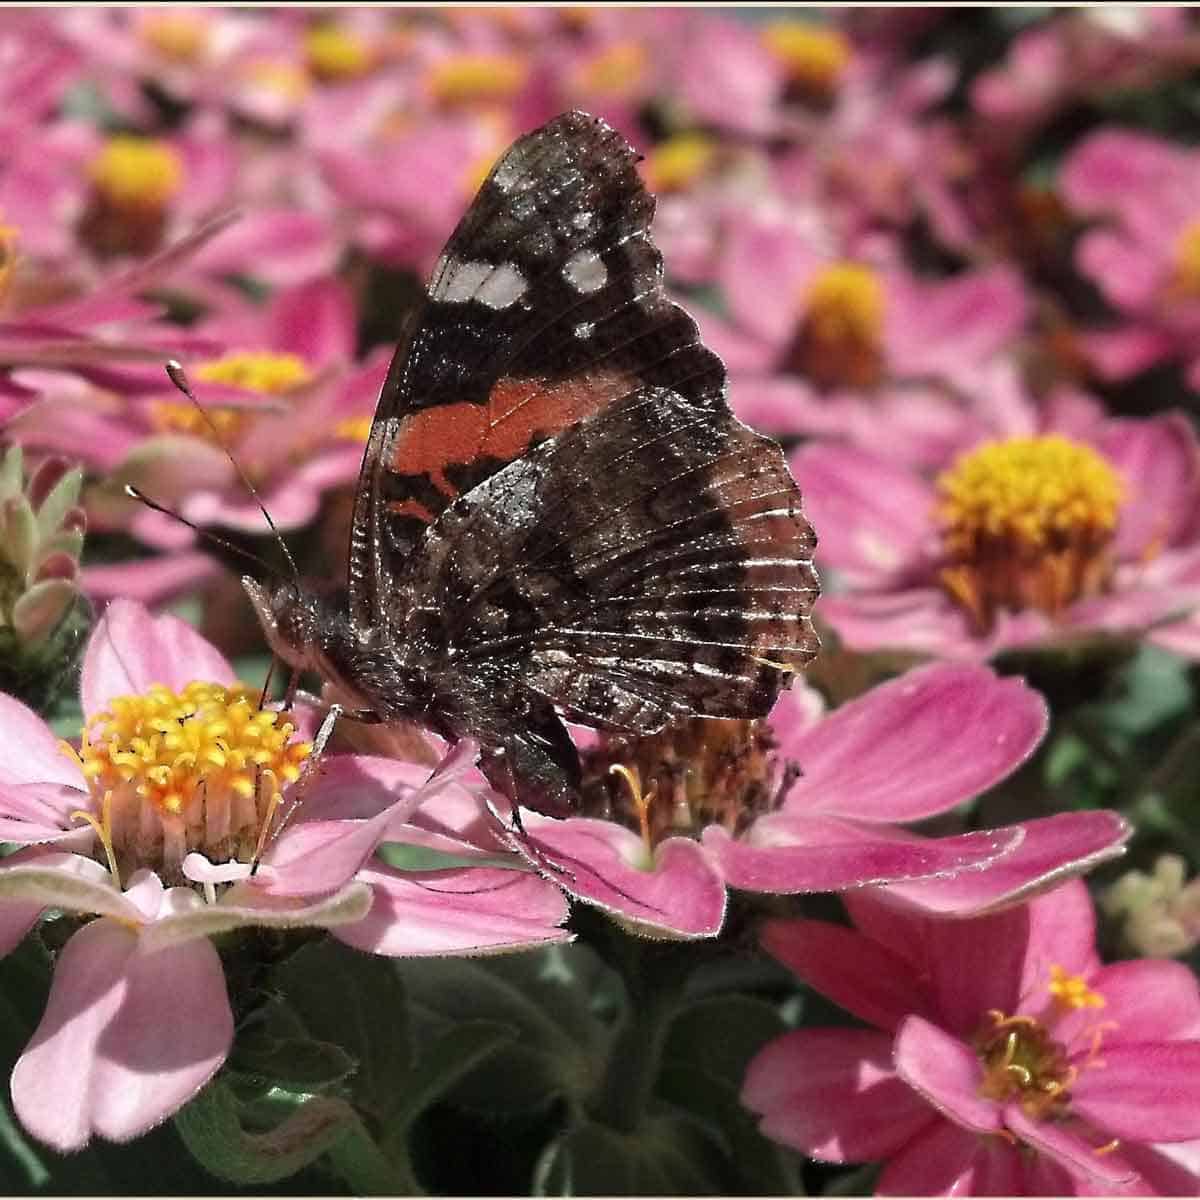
[1060, 127, 1200, 388]
[696, 213, 1028, 441]
[796, 383, 1200, 659]
[502, 664, 1127, 938]
[0, 599, 568, 1151]
[743, 878, 1200, 1195]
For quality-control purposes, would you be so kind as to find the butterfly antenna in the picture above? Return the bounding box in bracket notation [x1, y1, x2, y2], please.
[164, 360, 301, 586]
[123, 484, 282, 578]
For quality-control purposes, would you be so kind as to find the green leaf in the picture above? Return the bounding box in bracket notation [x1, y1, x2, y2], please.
[271, 939, 411, 1124]
[230, 999, 357, 1093]
[535, 1112, 727, 1196]
[175, 1079, 372, 1188]
[395, 945, 621, 1115]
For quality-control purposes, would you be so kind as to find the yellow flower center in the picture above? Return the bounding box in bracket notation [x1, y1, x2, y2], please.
[151, 351, 313, 444]
[763, 20, 850, 100]
[334, 415, 373, 443]
[643, 134, 717, 194]
[0, 219, 18, 306]
[974, 1012, 1076, 1122]
[580, 719, 794, 851]
[72, 680, 312, 884]
[427, 54, 529, 107]
[1048, 965, 1106, 1011]
[790, 262, 885, 389]
[140, 11, 211, 64]
[305, 25, 375, 82]
[243, 59, 311, 103]
[575, 41, 646, 97]
[1168, 219, 1200, 300]
[89, 136, 184, 213]
[936, 435, 1123, 631]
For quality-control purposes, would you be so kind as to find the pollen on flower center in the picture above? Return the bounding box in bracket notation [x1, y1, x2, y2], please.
[790, 262, 885, 389]
[305, 25, 375, 82]
[579, 718, 796, 847]
[762, 20, 850, 100]
[427, 54, 529, 106]
[643, 134, 717, 194]
[1168, 219, 1200, 300]
[140, 12, 211, 64]
[152, 351, 315, 442]
[1048, 964, 1106, 1012]
[576, 41, 646, 97]
[974, 1011, 1076, 1122]
[935, 435, 1124, 630]
[89, 136, 184, 213]
[73, 680, 312, 883]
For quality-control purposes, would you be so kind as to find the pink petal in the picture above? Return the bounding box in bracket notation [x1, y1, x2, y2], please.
[81, 552, 222, 608]
[1005, 1105, 1137, 1187]
[1070, 1043, 1200, 1142]
[877, 1118, 1015, 1197]
[517, 817, 727, 938]
[0, 899, 44, 958]
[11, 919, 136, 1152]
[89, 936, 232, 1143]
[760, 917, 936, 1032]
[720, 218, 820, 348]
[1077, 325, 1178, 382]
[0, 692, 84, 789]
[893, 1015, 1001, 1135]
[0, 782, 89, 844]
[1074, 230, 1163, 311]
[1096, 412, 1200, 558]
[1074, 960, 1200, 1046]
[81, 598, 235, 717]
[1017, 877, 1101, 1003]
[815, 589, 999, 661]
[873, 811, 1131, 916]
[334, 862, 570, 956]
[790, 442, 937, 586]
[742, 1028, 935, 1162]
[266, 278, 356, 366]
[779, 663, 1047, 822]
[705, 820, 1021, 894]
[186, 209, 338, 288]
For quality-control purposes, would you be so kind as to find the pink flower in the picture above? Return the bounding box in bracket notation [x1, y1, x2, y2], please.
[743, 879, 1200, 1195]
[795, 382, 1200, 660]
[0, 598, 568, 1151]
[697, 213, 1028, 440]
[501, 664, 1127, 938]
[1060, 127, 1200, 388]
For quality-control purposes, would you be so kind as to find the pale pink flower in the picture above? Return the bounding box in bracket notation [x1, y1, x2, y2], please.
[743, 879, 1200, 1195]
[1060, 127, 1200, 388]
[697, 213, 1028, 440]
[796, 382, 1200, 660]
[0, 599, 568, 1151]
[499, 664, 1127, 938]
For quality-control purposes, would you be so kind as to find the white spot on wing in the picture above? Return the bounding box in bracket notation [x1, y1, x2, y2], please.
[433, 259, 527, 309]
[564, 250, 607, 294]
[475, 262, 527, 309]
[574, 321, 594, 339]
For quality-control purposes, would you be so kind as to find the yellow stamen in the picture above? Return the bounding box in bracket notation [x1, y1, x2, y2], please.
[78, 680, 312, 882]
[305, 24, 375, 82]
[0, 220, 18, 306]
[974, 1010, 1076, 1122]
[152, 351, 314, 443]
[334, 415, 374, 443]
[575, 41, 646, 97]
[71, 790, 120, 887]
[762, 20, 850, 99]
[427, 54, 528, 107]
[89, 136, 184, 213]
[1048, 965, 1106, 1011]
[1168, 219, 1200, 300]
[936, 435, 1124, 630]
[794, 262, 885, 389]
[609, 764, 655, 854]
[643, 134, 716, 194]
[140, 11, 210, 64]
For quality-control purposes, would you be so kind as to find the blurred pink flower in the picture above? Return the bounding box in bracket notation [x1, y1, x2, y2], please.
[974, 10, 1200, 144]
[502, 664, 1127, 938]
[697, 213, 1028, 438]
[743, 879, 1200, 1195]
[1061, 127, 1200, 388]
[795, 385, 1200, 659]
[0, 598, 568, 1151]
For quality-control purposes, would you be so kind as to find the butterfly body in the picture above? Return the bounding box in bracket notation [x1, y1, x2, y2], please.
[246, 111, 820, 817]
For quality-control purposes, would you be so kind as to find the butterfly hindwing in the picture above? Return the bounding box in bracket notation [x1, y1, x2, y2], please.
[348, 111, 724, 630]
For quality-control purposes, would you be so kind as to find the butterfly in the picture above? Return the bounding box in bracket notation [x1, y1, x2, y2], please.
[244, 111, 820, 818]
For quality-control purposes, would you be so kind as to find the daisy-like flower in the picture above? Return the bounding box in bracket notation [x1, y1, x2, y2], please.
[1060, 127, 1200, 389]
[0, 599, 568, 1151]
[795, 382, 1200, 660]
[502, 664, 1127, 938]
[697, 213, 1028, 441]
[743, 879, 1200, 1195]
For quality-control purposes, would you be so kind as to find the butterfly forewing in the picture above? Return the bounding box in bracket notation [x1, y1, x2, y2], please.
[348, 111, 724, 630]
